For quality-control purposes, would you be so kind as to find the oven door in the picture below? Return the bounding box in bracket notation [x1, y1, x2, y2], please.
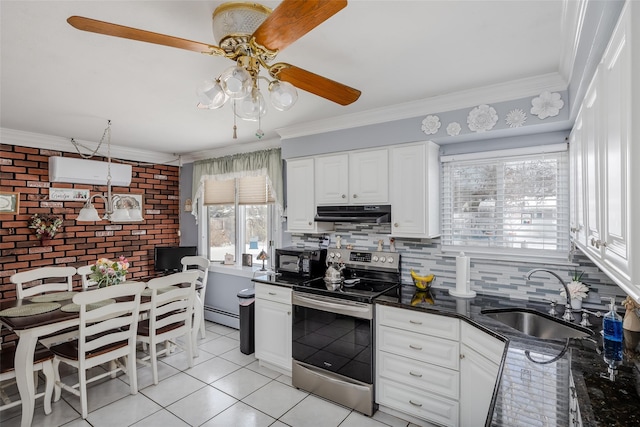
[292, 292, 373, 384]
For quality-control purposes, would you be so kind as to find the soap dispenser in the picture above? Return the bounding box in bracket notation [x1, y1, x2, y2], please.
[601, 297, 623, 381]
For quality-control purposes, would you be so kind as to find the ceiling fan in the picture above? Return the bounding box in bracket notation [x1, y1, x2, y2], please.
[67, 0, 361, 133]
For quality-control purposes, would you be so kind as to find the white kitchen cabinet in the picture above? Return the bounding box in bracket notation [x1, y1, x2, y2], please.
[570, 2, 638, 299]
[315, 149, 388, 205]
[254, 283, 292, 375]
[389, 141, 440, 238]
[285, 158, 333, 233]
[459, 322, 505, 427]
[376, 306, 505, 427]
[376, 305, 460, 427]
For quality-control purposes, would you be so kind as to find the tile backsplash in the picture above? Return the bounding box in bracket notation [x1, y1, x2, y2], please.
[290, 223, 626, 311]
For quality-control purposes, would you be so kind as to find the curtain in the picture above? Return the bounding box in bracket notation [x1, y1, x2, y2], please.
[191, 148, 283, 219]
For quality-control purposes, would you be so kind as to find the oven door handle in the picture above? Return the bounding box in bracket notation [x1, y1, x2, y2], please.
[293, 293, 373, 320]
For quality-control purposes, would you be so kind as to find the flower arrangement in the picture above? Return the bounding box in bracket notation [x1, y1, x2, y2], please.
[560, 270, 589, 300]
[90, 256, 129, 288]
[29, 213, 63, 242]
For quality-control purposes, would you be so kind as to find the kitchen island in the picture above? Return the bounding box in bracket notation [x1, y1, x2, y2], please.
[378, 286, 640, 427]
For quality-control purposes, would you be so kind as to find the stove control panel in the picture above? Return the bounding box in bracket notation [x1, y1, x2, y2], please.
[327, 248, 400, 271]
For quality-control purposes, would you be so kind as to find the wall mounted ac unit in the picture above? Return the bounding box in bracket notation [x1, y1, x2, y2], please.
[48, 156, 132, 186]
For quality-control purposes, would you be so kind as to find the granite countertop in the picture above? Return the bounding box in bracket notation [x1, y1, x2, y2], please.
[253, 274, 640, 426]
[378, 286, 640, 427]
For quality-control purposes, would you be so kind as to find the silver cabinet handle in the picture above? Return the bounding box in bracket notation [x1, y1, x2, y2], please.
[409, 400, 423, 407]
[409, 344, 422, 350]
[409, 319, 422, 325]
[268, 292, 277, 295]
[409, 371, 423, 378]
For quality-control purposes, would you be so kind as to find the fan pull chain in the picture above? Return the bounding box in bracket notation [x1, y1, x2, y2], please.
[232, 100, 238, 139]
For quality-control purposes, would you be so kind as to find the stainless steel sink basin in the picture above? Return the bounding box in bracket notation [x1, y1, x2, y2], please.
[481, 308, 593, 340]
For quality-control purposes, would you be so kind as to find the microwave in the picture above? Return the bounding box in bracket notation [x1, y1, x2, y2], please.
[275, 247, 327, 278]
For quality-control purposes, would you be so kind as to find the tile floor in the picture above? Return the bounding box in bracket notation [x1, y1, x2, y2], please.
[0, 321, 418, 427]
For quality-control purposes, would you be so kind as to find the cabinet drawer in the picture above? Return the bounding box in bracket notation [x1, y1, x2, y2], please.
[461, 321, 505, 364]
[378, 350, 459, 400]
[377, 325, 459, 370]
[377, 305, 459, 340]
[377, 377, 459, 427]
[255, 283, 291, 304]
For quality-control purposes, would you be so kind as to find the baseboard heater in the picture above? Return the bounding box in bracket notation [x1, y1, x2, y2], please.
[204, 305, 239, 329]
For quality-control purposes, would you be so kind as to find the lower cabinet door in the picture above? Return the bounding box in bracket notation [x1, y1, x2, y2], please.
[255, 298, 292, 373]
[459, 344, 500, 427]
[377, 377, 459, 427]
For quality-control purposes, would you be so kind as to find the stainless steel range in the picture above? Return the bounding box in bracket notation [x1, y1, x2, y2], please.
[291, 248, 401, 416]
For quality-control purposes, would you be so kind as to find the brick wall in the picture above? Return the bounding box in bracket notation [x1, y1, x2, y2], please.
[0, 144, 180, 302]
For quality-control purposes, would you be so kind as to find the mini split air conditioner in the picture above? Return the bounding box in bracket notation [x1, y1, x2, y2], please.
[48, 156, 132, 186]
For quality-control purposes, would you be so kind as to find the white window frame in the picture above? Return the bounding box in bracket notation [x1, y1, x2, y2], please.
[440, 143, 570, 263]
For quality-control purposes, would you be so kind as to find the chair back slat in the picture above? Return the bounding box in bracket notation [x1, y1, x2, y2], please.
[77, 265, 97, 290]
[146, 271, 198, 335]
[11, 266, 76, 299]
[73, 282, 146, 360]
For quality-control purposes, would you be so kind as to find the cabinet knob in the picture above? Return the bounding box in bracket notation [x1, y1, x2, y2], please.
[288, 311, 291, 315]
[308, 222, 312, 226]
[394, 223, 399, 227]
[341, 194, 346, 199]
[352, 194, 357, 199]
[460, 354, 465, 359]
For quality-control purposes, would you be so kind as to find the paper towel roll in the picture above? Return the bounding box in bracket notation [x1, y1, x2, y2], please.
[450, 251, 476, 298]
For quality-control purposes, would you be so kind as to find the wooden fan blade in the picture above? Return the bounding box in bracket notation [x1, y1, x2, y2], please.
[252, 0, 347, 52]
[67, 16, 225, 56]
[270, 63, 360, 106]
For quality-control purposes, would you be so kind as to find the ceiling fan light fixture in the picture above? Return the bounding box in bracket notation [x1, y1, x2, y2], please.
[196, 78, 228, 109]
[212, 2, 272, 47]
[236, 87, 267, 121]
[269, 80, 298, 111]
[220, 66, 252, 99]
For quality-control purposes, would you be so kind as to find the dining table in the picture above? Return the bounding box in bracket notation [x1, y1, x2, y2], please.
[0, 281, 202, 427]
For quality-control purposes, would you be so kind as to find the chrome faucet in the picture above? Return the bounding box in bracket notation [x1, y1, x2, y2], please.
[525, 268, 574, 322]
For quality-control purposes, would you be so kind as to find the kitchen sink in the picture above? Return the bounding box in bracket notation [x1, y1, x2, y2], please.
[481, 308, 593, 340]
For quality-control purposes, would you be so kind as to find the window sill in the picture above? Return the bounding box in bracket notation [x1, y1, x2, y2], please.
[439, 247, 578, 267]
[209, 263, 274, 278]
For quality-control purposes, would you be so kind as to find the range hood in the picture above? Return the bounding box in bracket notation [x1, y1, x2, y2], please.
[315, 205, 391, 224]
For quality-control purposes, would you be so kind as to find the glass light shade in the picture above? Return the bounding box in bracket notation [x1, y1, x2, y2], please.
[220, 66, 252, 100]
[236, 88, 267, 121]
[196, 79, 228, 109]
[269, 81, 298, 111]
[77, 204, 102, 222]
[110, 208, 131, 222]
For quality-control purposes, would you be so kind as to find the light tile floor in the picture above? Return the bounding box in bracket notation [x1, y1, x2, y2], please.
[0, 321, 419, 427]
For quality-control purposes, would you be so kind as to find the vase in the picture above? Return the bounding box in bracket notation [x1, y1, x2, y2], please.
[570, 298, 583, 310]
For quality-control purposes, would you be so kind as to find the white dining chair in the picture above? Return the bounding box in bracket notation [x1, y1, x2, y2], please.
[0, 328, 54, 415]
[137, 271, 199, 385]
[76, 265, 97, 290]
[50, 281, 146, 419]
[180, 256, 210, 341]
[11, 266, 76, 299]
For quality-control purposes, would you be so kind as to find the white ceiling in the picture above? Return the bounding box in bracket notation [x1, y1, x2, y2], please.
[1, 1, 566, 162]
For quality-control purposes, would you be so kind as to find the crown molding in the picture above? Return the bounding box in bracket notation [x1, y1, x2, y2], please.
[276, 72, 568, 140]
[559, 0, 588, 84]
[1, 127, 179, 165]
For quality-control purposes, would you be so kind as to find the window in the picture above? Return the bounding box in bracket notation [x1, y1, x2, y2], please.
[441, 146, 569, 259]
[204, 175, 276, 263]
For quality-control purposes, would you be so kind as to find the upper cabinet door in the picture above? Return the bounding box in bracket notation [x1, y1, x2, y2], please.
[315, 154, 349, 205]
[287, 158, 328, 233]
[315, 149, 388, 205]
[600, 4, 631, 280]
[349, 149, 389, 204]
[389, 141, 440, 238]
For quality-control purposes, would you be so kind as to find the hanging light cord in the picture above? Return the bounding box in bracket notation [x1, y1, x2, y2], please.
[71, 120, 112, 159]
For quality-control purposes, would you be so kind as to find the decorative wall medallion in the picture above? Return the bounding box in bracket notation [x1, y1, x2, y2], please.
[467, 104, 498, 132]
[505, 109, 527, 128]
[446, 122, 461, 136]
[421, 115, 441, 135]
[530, 91, 564, 119]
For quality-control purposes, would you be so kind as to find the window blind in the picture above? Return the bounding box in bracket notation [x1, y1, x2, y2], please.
[204, 176, 274, 205]
[441, 150, 570, 255]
